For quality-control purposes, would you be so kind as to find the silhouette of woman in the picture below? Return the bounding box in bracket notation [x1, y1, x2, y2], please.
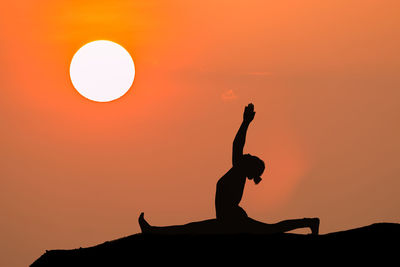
[139, 104, 320, 235]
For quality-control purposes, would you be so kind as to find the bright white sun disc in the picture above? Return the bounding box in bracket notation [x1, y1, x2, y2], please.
[70, 40, 135, 102]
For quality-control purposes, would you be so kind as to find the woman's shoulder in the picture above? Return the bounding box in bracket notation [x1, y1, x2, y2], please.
[218, 166, 244, 182]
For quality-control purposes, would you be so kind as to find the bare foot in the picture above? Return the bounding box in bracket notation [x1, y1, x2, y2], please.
[138, 212, 152, 233]
[309, 218, 320, 235]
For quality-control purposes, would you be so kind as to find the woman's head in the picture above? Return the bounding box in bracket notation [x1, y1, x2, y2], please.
[242, 154, 265, 184]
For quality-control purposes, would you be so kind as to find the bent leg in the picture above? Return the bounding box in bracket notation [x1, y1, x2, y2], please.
[139, 213, 221, 235]
[244, 217, 320, 235]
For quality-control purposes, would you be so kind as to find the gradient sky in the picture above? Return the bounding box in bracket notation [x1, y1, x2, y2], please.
[1, 1, 400, 266]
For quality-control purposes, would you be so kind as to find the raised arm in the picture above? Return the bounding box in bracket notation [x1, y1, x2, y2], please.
[232, 103, 255, 166]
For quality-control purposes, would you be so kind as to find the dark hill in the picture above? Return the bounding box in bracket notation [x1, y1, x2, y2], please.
[31, 223, 399, 266]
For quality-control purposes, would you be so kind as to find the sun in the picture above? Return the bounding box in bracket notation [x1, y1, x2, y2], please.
[70, 40, 135, 102]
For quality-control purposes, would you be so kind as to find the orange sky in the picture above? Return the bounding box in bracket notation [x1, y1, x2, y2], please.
[1, 1, 400, 266]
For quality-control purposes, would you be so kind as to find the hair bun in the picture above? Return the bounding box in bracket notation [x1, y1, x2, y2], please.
[254, 177, 262, 184]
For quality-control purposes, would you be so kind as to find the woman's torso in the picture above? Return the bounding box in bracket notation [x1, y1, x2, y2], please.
[215, 166, 247, 219]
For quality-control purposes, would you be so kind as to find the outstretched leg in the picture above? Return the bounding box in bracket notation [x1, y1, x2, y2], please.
[245, 217, 320, 235]
[139, 213, 221, 235]
[139, 213, 320, 235]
